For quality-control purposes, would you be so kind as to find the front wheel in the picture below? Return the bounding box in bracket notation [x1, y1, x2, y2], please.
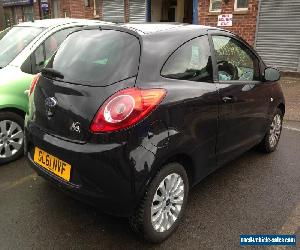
[0, 112, 24, 165]
[258, 108, 283, 153]
[130, 162, 189, 243]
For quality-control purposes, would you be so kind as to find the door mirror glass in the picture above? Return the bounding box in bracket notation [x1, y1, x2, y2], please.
[264, 67, 280, 82]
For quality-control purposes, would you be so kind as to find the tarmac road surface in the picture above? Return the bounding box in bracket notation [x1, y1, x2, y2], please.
[0, 122, 299, 249]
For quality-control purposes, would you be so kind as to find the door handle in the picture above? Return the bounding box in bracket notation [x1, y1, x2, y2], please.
[222, 96, 233, 103]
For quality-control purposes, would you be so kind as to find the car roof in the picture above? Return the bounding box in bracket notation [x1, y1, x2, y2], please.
[121, 23, 222, 35]
[16, 18, 110, 28]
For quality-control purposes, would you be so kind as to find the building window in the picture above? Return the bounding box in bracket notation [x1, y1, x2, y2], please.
[94, 0, 100, 16]
[209, 0, 222, 12]
[84, 0, 90, 7]
[234, 0, 249, 11]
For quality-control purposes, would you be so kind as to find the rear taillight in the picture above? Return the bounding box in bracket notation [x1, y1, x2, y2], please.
[29, 73, 41, 96]
[90, 87, 166, 133]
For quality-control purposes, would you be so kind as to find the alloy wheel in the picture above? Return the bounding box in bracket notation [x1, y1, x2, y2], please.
[151, 173, 185, 233]
[269, 114, 282, 148]
[0, 120, 24, 159]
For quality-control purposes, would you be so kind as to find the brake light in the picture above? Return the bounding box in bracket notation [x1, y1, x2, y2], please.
[90, 87, 166, 133]
[29, 73, 41, 96]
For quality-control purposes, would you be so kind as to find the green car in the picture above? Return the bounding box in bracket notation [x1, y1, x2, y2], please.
[0, 18, 108, 164]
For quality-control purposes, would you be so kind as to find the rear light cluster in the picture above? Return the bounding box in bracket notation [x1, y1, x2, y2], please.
[90, 88, 166, 133]
[29, 73, 41, 96]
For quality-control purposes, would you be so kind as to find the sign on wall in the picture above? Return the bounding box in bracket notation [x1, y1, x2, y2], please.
[217, 14, 233, 27]
[3, 0, 33, 7]
[41, 0, 49, 11]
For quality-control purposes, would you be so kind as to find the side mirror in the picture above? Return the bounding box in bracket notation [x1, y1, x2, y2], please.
[264, 67, 280, 82]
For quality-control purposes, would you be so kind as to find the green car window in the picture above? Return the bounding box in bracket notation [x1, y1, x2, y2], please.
[0, 26, 43, 68]
[31, 27, 79, 74]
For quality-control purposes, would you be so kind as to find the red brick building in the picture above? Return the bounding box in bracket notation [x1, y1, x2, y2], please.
[199, 0, 258, 45]
[3, 1, 300, 72]
[3, 1, 258, 45]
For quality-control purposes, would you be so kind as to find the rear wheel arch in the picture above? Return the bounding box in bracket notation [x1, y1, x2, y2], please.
[136, 152, 195, 206]
[0, 107, 26, 119]
[154, 153, 195, 188]
[277, 103, 285, 116]
[164, 154, 195, 187]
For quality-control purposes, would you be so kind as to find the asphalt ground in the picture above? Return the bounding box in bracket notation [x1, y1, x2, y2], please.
[0, 121, 299, 250]
[280, 77, 300, 122]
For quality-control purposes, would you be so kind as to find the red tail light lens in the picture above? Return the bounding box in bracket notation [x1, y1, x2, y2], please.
[29, 73, 41, 96]
[90, 87, 166, 133]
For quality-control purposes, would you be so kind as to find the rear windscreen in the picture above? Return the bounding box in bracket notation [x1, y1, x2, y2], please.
[47, 29, 140, 86]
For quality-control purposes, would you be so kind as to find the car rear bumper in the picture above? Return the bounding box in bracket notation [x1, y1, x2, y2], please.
[25, 123, 138, 217]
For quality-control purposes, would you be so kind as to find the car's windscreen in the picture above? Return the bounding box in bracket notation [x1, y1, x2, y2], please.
[0, 26, 44, 68]
[46, 29, 140, 86]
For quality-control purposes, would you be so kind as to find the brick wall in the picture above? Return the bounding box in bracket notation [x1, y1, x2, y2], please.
[199, 0, 259, 46]
[68, 0, 85, 18]
[33, 1, 41, 20]
[56, 0, 100, 19]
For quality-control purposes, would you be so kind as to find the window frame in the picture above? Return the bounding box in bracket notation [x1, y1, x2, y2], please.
[84, 0, 90, 7]
[209, 0, 222, 13]
[208, 31, 262, 84]
[93, 0, 100, 17]
[160, 35, 214, 83]
[234, 0, 249, 12]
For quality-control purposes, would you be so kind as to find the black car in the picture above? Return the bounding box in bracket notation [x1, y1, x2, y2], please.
[25, 23, 284, 243]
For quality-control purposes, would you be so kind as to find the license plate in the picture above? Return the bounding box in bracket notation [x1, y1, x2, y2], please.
[33, 147, 71, 182]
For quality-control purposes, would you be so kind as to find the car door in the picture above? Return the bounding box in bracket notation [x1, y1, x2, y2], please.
[210, 32, 272, 166]
[160, 35, 219, 180]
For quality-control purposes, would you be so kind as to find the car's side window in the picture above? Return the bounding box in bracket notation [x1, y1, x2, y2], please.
[22, 27, 79, 74]
[34, 43, 46, 71]
[161, 36, 213, 83]
[212, 35, 260, 81]
[33, 27, 80, 74]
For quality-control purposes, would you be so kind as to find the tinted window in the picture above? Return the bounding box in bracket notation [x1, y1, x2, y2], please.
[212, 36, 260, 81]
[161, 36, 213, 82]
[0, 26, 43, 68]
[47, 30, 140, 86]
[31, 27, 78, 74]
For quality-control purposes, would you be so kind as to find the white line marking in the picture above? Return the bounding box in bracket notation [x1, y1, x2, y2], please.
[273, 202, 300, 250]
[0, 174, 37, 192]
[283, 126, 300, 132]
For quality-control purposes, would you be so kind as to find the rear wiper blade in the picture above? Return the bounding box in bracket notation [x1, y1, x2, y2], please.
[41, 68, 64, 79]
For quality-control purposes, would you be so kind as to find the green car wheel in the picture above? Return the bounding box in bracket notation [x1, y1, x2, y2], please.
[0, 112, 24, 165]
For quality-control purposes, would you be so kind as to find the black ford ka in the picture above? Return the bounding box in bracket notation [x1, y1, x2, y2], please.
[25, 23, 285, 242]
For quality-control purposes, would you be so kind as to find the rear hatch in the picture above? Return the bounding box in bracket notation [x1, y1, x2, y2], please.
[31, 28, 141, 142]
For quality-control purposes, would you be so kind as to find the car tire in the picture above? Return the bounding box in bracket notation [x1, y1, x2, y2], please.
[0, 112, 24, 165]
[258, 108, 283, 153]
[129, 162, 189, 243]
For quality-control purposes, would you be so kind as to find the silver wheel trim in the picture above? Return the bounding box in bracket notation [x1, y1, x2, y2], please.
[269, 114, 282, 148]
[0, 120, 24, 159]
[151, 173, 185, 233]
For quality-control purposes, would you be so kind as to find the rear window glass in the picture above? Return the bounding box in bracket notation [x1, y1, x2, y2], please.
[47, 29, 140, 86]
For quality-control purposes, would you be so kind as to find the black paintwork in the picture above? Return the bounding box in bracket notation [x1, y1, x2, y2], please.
[25, 24, 285, 217]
